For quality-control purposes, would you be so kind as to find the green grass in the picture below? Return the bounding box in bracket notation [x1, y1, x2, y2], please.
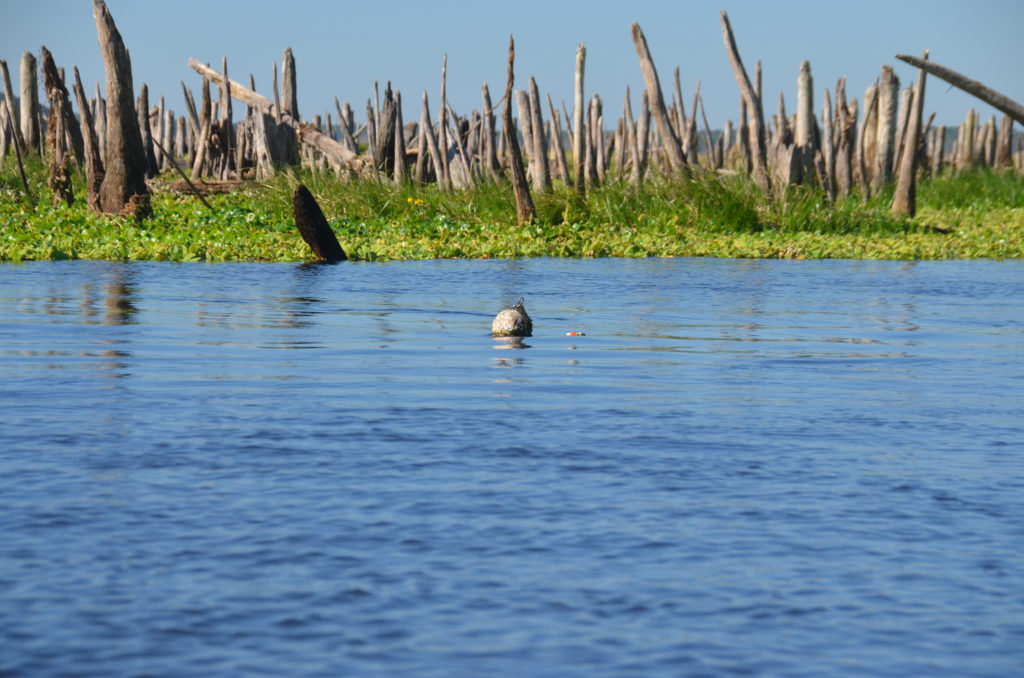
[2, 156, 1022, 262]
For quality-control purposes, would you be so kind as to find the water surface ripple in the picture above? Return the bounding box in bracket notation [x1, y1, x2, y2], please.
[1, 258, 1022, 677]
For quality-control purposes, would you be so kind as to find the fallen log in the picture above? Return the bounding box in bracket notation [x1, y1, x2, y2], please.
[292, 184, 347, 263]
[188, 57, 359, 169]
[895, 53, 1024, 126]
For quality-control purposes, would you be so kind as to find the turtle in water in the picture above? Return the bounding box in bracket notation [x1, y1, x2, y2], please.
[491, 298, 533, 337]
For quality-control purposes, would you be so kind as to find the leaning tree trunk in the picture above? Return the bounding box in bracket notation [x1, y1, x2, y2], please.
[719, 11, 770, 192]
[502, 36, 535, 226]
[41, 47, 74, 207]
[631, 23, 687, 173]
[93, 0, 150, 219]
[0, 60, 27, 155]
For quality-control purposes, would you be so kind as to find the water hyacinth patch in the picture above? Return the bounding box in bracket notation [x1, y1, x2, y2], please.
[2, 159, 1022, 262]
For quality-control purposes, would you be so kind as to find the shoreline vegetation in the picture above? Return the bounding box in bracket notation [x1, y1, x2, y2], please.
[1, 4, 1022, 262]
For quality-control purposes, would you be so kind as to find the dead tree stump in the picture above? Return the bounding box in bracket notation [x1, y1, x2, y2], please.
[292, 184, 347, 262]
[93, 0, 151, 219]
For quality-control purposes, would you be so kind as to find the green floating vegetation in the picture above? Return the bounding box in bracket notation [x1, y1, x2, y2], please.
[2, 156, 1022, 262]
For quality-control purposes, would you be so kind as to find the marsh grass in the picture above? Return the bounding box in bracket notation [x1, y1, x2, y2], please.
[2, 158, 1022, 261]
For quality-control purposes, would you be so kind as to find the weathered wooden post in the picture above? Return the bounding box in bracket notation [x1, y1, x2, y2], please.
[719, 12, 769, 191]
[892, 50, 928, 217]
[631, 23, 687, 173]
[502, 36, 535, 225]
[93, 0, 150, 219]
[572, 43, 586, 199]
[20, 52, 41, 155]
[0, 100, 9, 166]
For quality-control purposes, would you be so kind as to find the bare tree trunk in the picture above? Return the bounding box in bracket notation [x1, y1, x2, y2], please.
[875, 66, 899, 189]
[392, 90, 408, 186]
[821, 87, 835, 201]
[573, 43, 586, 199]
[719, 12, 769, 191]
[623, 87, 642, 186]
[795, 60, 815, 183]
[438, 54, 450, 188]
[631, 23, 686, 172]
[20, 52, 40, 155]
[527, 75, 551, 192]
[71, 67, 104, 211]
[0, 60, 27, 154]
[41, 48, 73, 206]
[281, 48, 298, 120]
[514, 90, 533, 164]
[502, 36, 534, 225]
[892, 51, 928, 217]
[482, 84, 502, 182]
[93, 0, 150, 219]
[548, 93, 569, 185]
[137, 84, 159, 178]
[857, 84, 877, 202]
[191, 78, 212, 179]
[420, 90, 446, 189]
[995, 115, 1013, 168]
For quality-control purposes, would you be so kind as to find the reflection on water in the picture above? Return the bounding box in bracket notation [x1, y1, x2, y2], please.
[0, 258, 1022, 678]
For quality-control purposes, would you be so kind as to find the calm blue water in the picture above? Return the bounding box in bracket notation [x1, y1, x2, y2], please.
[1, 258, 1022, 677]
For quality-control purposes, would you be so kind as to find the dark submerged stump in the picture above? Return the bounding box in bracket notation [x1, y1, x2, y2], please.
[292, 184, 347, 262]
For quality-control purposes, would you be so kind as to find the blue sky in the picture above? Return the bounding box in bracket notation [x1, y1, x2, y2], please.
[2, 0, 1021, 131]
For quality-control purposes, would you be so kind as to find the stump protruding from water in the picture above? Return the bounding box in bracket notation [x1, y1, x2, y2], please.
[492, 298, 533, 337]
[292, 184, 347, 262]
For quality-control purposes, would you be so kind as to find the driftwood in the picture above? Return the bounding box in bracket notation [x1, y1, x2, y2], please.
[292, 184, 347, 262]
[502, 36, 535, 225]
[188, 57, 356, 169]
[93, 0, 151, 219]
[892, 51, 928, 217]
[41, 48, 74, 206]
[419, 91, 446, 189]
[895, 53, 1024, 126]
[719, 11, 770, 192]
[631, 23, 686, 172]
